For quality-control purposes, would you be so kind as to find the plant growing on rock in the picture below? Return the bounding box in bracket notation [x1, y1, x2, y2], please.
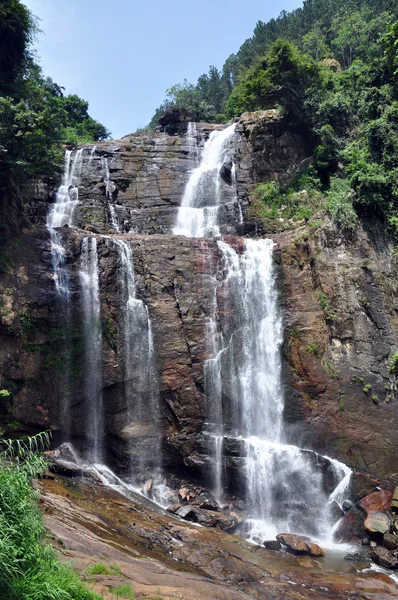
[388, 352, 398, 376]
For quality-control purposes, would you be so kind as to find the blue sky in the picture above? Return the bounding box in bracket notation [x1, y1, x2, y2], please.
[23, 0, 303, 139]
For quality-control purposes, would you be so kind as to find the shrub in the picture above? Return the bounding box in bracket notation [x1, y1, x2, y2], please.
[326, 177, 358, 232]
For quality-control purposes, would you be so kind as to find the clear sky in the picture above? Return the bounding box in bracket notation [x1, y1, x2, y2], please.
[23, 0, 303, 139]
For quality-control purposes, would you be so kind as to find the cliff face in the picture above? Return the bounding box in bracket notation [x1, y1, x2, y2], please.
[1, 113, 398, 491]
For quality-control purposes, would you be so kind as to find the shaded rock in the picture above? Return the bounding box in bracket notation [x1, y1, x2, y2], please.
[360, 490, 392, 514]
[371, 546, 398, 570]
[384, 533, 398, 550]
[219, 161, 233, 186]
[342, 500, 354, 512]
[263, 540, 281, 551]
[276, 533, 325, 557]
[192, 493, 219, 511]
[192, 508, 237, 532]
[176, 505, 197, 520]
[334, 506, 366, 542]
[364, 511, 391, 535]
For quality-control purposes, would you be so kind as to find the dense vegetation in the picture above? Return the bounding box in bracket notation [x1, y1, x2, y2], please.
[0, 433, 101, 599]
[149, 0, 398, 230]
[0, 1, 109, 202]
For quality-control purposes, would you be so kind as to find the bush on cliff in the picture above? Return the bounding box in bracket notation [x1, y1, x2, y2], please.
[0, 433, 101, 600]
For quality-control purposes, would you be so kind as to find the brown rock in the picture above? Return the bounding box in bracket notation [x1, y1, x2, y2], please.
[392, 486, 398, 508]
[360, 490, 392, 514]
[166, 503, 182, 514]
[276, 533, 325, 557]
[371, 546, 398, 570]
[364, 511, 391, 535]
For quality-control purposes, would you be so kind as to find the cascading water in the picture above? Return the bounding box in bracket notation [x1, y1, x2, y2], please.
[47, 148, 84, 295]
[175, 123, 352, 547]
[101, 155, 120, 232]
[80, 236, 103, 463]
[112, 238, 161, 481]
[173, 124, 236, 238]
[186, 121, 198, 165]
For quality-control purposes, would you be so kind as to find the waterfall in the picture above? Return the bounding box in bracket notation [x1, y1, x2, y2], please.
[101, 155, 120, 232]
[80, 236, 103, 463]
[112, 238, 161, 481]
[173, 124, 236, 238]
[176, 123, 352, 546]
[47, 149, 84, 296]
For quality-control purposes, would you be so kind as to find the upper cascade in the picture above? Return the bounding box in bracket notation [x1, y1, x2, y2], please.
[173, 123, 238, 237]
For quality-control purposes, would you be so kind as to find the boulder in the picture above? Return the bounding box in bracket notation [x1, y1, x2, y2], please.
[143, 479, 153, 495]
[371, 546, 398, 569]
[263, 540, 281, 551]
[276, 533, 325, 557]
[364, 511, 391, 535]
[384, 533, 398, 550]
[192, 493, 219, 511]
[360, 490, 392, 514]
[176, 505, 197, 520]
[334, 506, 366, 542]
[192, 508, 237, 532]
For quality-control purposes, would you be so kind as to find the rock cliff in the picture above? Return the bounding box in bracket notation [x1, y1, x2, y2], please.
[1, 112, 398, 497]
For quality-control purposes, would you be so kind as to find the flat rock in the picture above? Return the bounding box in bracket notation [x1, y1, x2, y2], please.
[364, 511, 391, 535]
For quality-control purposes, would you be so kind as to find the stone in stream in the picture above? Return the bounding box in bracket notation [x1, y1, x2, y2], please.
[263, 540, 281, 551]
[360, 490, 392, 513]
[276, 533, 325, 557]
[371, 546, 398, 569]
[364, 511, 391, 535]
[166, 503, 182, 514]
[334, 506, 366, 542]
[143, 479, 153, 495]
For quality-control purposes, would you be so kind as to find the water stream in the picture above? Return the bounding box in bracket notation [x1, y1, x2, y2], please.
[174, 123, 352, 547]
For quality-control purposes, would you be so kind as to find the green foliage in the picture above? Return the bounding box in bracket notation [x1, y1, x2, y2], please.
[339, 395, 344, 410]
[306, 343, 320, 357]
[251, 168, 324, 230]
[86, 563, 111, 575]
[0, 431, 101, 600]
[0, 2, 109, 210]
[388, 352, 398, 375]
[363, 383, 372, 393]
[326, 177, 358, 231]
[110, 584, 135, 599]
[0, 390, 10, 399]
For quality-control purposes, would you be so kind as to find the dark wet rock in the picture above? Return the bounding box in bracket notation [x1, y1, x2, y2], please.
[360, 490, 392, 514]
[342, 500, 354, 512]
[263, 540, 281, 551]
[276, 533, 325, 557]
[371, 546, 398, 569]
[191, 493, 219, 511]
[176, 505, 197, 520]
[334, 506, 366, 542]
[384, 533, 398, 550]
[220, 161, 233, 185]
[364, 511, 391, 535]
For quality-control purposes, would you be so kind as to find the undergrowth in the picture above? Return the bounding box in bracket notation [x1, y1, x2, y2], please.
[0, 432, 101, 600]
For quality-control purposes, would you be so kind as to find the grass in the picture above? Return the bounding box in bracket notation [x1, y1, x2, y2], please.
[363, 383, 372, 394]
[110, 584, 135, 599]
[0, 432, 102, 600]
[306, 343, 319, 357]
[87, 563, 112, 575]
